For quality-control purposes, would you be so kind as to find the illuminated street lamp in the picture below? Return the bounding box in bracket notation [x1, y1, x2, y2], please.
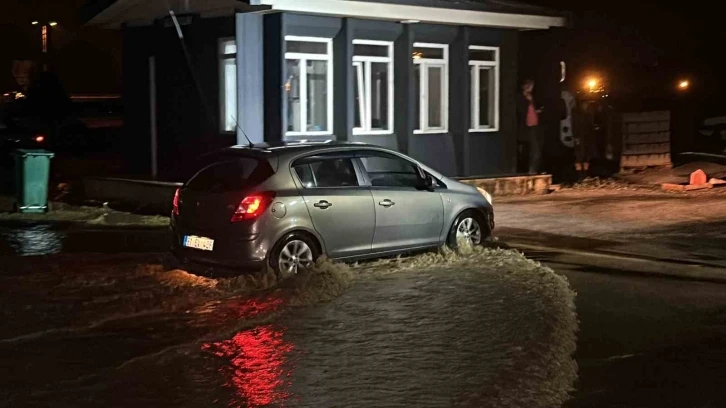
[678, 80, 690, 91]
[584, 77, 605, 95]
[30, 20, 58, 53]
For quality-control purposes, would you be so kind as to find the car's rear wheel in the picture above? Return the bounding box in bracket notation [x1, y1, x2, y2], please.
[269, 233, 320, 280]
[447, 210, 489, 248]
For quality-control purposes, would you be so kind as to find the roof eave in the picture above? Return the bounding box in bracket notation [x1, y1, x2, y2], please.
[83, 0, 270, 28]
[250, 0, 566, 29]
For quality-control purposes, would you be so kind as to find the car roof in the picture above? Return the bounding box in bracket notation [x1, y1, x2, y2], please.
[199, 140, 448, 180]
[217, 140, 384, 157]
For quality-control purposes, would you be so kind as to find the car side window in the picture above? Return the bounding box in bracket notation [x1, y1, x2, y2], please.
[358, 153, 420, 188]
[294, 163, 316, 188]
[293, 156, 359, 188]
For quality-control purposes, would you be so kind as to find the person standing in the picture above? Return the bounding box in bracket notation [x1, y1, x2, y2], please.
[572, 100, 596, 179]
[517, 79, 544, 174]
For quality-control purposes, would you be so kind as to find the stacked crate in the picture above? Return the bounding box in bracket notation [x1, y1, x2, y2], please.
[620, 111, 672, 169]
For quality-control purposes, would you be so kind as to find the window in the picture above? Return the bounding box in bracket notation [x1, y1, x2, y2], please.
[293, 156, 359, 188]
[353, 40, 393, 134]
[469, 46, 499, 132]
[413, 43, 448, 134]
[186, 158, 274, 193]
[219, 39, 237, 133]
[285, 36, 333, 136]
[359, 152, 420, 188]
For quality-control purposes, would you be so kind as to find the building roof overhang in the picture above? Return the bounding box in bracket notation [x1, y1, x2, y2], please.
[83, 0, 566, 29]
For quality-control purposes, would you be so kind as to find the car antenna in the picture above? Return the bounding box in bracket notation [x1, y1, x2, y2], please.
[231, 116, 254, 148]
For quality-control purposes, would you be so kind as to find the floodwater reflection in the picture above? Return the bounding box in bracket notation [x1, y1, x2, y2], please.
[0, 224, 62, 256]
[202, 325, 294, 407]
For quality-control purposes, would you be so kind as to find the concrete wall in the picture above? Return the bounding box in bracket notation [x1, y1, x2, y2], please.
[458, 174, 551, 196]
[82, 177, 181, 214]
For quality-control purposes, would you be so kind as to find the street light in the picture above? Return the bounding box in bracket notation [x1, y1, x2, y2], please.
[30, 20, 58, 53]
[678, 80, 690, 90]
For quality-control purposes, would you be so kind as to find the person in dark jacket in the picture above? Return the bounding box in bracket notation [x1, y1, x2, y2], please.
[517, 79, 544, 174]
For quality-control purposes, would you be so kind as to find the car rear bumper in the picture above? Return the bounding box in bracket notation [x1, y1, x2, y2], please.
[170, 225, 268, 270]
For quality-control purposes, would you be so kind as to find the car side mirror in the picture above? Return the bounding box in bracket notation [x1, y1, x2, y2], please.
[415, 167, 435, 190]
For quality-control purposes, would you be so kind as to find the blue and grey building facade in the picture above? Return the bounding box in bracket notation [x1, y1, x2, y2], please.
[83, 0, 565, 179]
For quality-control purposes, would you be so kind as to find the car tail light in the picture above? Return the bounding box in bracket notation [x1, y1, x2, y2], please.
[35, 134, 45, 143]
[172, 188, 180, 215]
[231, 192, 276, 222]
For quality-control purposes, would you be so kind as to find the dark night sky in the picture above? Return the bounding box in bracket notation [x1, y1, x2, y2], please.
[0, 0, 720, 100]
[528, 0, 719, 99]
[0, 0, 122, 94]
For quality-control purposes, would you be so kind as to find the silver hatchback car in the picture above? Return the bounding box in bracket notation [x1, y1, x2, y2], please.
[171, 142, 494, 278]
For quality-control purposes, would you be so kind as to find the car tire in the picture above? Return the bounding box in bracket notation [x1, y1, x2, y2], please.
[447, 210, 490, 248]
[269, 232, 321, 280]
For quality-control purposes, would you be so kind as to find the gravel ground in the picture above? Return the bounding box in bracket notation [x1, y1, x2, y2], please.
[0, 247, 578, 407]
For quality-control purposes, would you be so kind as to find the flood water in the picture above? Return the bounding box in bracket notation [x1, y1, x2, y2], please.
[0, 224, 169, 256]
[0, 229, 576, 407]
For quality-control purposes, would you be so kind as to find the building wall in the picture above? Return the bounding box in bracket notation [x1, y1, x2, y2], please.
[122, 16, 236, 180]
[467, 27, 519, 177]
[253, 12, 519, 177]
[120, 11, 523, 179]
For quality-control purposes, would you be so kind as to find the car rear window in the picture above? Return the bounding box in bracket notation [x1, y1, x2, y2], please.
[185, 158, 274, 193]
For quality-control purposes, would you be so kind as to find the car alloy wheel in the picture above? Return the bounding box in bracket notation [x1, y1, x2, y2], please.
[456, 217, 482, 246]
[277, 239, 314, 277]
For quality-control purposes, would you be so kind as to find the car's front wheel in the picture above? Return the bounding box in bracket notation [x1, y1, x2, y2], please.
[269, 233, 320, 280]
[447, 210, 489, 248]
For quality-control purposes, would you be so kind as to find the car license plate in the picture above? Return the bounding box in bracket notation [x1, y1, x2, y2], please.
[183, 235, 215, 251]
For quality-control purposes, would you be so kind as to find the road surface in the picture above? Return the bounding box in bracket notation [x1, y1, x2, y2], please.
[524, 249, 726, 408]
[1, 223, 725, 406]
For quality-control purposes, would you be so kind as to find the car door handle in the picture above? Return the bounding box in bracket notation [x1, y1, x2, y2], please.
[378, 199, 395, 208]
[314, 200, 332, 209]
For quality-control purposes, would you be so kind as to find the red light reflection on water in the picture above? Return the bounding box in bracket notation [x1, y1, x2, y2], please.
[202, 325, 294, 407]
[236, 297, 285, 319]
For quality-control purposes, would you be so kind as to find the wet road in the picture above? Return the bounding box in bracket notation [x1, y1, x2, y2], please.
[2, 223, 726, 407]
[0, 223, 168, 256]
[524, 249, 726, 408]
[0, 247, 575, 408]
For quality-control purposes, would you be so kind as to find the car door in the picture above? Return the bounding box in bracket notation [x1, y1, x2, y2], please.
[291, 152, 376, 259]
[356, 150, 444, 252]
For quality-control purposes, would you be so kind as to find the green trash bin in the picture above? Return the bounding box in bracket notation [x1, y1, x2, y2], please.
[13, 149, 55, 214]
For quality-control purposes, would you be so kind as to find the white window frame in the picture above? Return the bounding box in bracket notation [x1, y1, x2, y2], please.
[413, 43, 448, 135]
[468, 45, 500, 133]
[284, 35, 334, 137]
[219, 38, 237, 133]
[352, 39, 394, 136]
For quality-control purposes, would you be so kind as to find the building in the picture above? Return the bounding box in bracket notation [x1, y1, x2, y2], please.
[82, 0, 566, 179]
